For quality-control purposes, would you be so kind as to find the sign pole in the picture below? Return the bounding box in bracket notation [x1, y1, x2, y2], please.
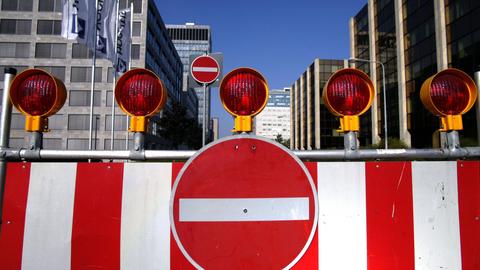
[202, 83, 207, 146]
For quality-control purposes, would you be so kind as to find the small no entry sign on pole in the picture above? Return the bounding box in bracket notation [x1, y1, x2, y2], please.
[190, 55, 220, 85]
[170, 135, 319, 270]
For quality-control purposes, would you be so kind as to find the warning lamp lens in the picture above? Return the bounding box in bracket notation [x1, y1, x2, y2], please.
[430, 74, 469, 115]
[220, 71, 268, 116]
[117, 73, 163, 116]
[326, 73, 371, 115]
[12, 74, 56, 116]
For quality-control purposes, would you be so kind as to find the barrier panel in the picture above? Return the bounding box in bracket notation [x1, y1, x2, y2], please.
[0, 161, 478, 270]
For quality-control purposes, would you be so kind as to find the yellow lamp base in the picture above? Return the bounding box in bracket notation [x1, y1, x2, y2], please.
[337, 115, 360, 132]
[25, 115, 48, 132]
[129, 116, 148, 133]
[440, 115, 463, 131]
[232, 116, 253, 133]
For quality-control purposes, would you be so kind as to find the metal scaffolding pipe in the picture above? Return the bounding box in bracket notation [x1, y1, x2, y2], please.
[2, 147, 480, 162]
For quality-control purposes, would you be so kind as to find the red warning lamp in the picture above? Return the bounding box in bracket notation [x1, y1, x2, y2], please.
[421, 68, 477, 131]
[220, 68, 269, 132]
[10, 69, 66, 132]
[115, 68, 167, 132]
[323, 68, 375, 132]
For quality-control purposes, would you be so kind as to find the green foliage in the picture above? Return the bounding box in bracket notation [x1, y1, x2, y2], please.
[159, 101, 202, 150]
[274, 134, 291, 148]
[363, 137, 409, 149]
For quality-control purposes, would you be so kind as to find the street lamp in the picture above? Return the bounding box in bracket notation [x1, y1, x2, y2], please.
[348, 58, 388, 149]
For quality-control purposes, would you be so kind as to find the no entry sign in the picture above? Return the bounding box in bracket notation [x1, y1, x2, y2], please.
[170, 136, 318, 270]
[190, 55, 220, 84]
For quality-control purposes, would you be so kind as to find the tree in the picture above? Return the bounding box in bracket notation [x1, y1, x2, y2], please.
[274, 134, 290, 148]
[158, 101, 201, 150]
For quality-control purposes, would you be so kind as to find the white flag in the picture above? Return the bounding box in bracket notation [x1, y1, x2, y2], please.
[62, 0, 117, 60]
[61, 0, 96, 46]
[88, 0, 118, 60]
[115, 8, 131, 75]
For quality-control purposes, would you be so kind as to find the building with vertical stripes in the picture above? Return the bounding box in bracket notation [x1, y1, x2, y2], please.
[254, 88, 291, 141]
[0, 0, 184, 150]
[351, 0, 480, 148]
[290, 59, 364, 150]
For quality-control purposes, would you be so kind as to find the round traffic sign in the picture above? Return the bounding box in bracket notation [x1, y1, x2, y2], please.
[190, 55, 220, 84]
[170, 135, 318, 270]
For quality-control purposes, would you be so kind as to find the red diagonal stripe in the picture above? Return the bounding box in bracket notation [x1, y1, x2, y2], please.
[457, 160, 480, 270]
[71, 163, 123, 270]
[0, 162, 31, 270]
[366, 161, 415, 270]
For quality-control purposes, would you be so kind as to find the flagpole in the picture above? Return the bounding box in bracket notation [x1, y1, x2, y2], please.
[110, 0, 120, 150]
[88, 0, 99, 150]
[125, 1, 133, 150]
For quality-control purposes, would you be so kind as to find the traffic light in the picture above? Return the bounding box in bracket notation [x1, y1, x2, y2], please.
[322, 68, 375, 132]
[219, 68, 269, 133]
[115, 68, 168, 133]
[420, 68, 477, 131]
[9, 68, 66, 132]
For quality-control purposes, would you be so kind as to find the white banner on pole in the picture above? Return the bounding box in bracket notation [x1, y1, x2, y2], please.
[61, 0, 96, 45]
[115, 8, 131, 75]
[62, 0, 118, 61]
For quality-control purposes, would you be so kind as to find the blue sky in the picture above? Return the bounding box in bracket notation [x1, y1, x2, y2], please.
[156, 0, 367, 137]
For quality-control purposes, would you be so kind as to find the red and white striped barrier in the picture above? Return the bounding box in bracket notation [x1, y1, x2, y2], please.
[0, 161, 478, 270]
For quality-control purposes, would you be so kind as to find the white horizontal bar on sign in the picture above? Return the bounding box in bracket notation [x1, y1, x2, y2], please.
[192, 67, 218, 72]
[179, 197, 310, 222]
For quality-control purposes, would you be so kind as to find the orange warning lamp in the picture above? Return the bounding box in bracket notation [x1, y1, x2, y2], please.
[420, 68, 477, 131]
[322, 68, 375, 132]
[115, 68, 167, 132]
[9, 68, 66, 132]
[219, 68, 269, 132]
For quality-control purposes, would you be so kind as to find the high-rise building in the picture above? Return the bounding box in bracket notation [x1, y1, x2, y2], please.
[210, 117, 219, 141]
[290, 59, 350, 150]
[166, 23, 212, 140]
[0, 0, 184, 150]
[351, 0, 480, 148]
[255, 88, 291, 141]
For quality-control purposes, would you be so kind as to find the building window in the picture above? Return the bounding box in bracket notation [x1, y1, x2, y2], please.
[72, 43, 93, 59]
[68, 114, 99, 130]
[70, 67, 102, 83]
[11, 114, 25, 130]
[131, 44, 140, 59]
[67, 139, 99, 150]
[37, 20, 61, 35]
[119, 0, 141, 13]
[0, 42, 29, 58]
[1, 0, 33, 11]
[48, 114, 64, 130]
[69, 90, 101, 106]
[35, 43, 66, 58]
[35, 66, 66, 81]
[104, 139, 132, 150]
[0, 66, 28, 81]
[10, 138, 24, 148]
[43, 138, 62, 149]
[105, 114, 127, 131]
[132, 22, 141, 36]
[0, 19, 31, 34]
[38, 0, 62, 12]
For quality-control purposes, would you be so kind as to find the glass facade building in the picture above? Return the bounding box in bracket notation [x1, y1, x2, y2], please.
[351, 0, 480, 148]
[166, 23, 212, 140]
[290, 59, 346, 150]
[0, 0, 184, 150]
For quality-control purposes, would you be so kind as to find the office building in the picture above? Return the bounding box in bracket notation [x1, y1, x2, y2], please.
[351, 0, 480, 148]
[290, 59, 351, 150]
[255, 88, 291, 141]
[210, 117, 219, 141]
[0, 0, 184, 150]
[166, 23, 212, 140]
